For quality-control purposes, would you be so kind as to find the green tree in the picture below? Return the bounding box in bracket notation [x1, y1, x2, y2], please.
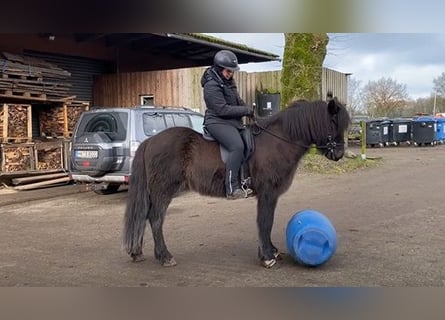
[280, 33, 328, 108]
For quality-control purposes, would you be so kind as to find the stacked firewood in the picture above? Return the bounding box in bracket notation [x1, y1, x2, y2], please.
[1, 141, 64, 173]
[6, 104, 29, 138]
[39, 105, 65, 137]
[66, 101, 89, 133]
[0, 52, 72, 101]
[39, 101, 89, 137]
[0, 141, 70, 190]
[0, 104, 31, 141]
[0, 144, 33, 172]
[36, 143, 63, 170]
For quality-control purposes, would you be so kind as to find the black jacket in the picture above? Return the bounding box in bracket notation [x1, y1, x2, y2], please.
[201, 67, 250, 128]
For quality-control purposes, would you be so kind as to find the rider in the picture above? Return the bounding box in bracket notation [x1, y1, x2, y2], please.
[201, 50, 254, 200]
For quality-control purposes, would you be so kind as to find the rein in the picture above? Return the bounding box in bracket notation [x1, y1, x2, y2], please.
[251, 118, 341, 153]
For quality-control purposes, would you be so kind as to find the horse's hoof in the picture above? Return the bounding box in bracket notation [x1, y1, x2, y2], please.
[162, 257, 177, 267]
[262, 258, 277, 268]
[132, 254, 146, 263]
[273, 251, 283, 260]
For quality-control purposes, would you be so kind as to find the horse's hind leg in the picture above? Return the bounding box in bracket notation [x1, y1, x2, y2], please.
[148, 198, 177, 267]
[256, 192, 282, 268]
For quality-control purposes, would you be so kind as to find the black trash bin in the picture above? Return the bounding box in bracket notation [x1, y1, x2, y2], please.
[366, 119, 391, 147]
[412, 116, 437, 146]
[256, 93, 280, 117]
[389, 118, 412, 146]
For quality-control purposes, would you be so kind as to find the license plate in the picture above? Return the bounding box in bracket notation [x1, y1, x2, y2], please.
[75, 150, 98, 159]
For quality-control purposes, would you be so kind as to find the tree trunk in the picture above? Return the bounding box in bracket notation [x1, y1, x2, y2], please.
[281, 33, 328, 108]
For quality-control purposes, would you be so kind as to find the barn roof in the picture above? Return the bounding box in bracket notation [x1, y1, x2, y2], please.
[72, 33, 280, 67]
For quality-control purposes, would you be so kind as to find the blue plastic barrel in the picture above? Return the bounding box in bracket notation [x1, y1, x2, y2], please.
[286, 209, 337, 266]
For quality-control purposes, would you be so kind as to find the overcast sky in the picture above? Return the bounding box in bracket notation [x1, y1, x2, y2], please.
[207, 33, 444, 100]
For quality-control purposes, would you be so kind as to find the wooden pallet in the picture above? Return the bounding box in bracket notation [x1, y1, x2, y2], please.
[0, 89, 47, 99]
[0, 72, 43, 81]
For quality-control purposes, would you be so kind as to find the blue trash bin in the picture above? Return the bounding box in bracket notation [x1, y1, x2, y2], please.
[286, 209, 337, 267]
[435, 117, 445, 143]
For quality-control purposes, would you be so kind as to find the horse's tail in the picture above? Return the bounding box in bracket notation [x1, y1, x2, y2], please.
[123, 141, 150, 257]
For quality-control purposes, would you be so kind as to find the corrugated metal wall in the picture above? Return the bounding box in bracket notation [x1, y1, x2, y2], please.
[24, 50, 113, 104]
[93, 67, 348, 113]
[322, 68, 349, 105]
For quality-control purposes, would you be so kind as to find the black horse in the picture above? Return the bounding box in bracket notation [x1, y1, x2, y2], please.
[123, 95, 350, 268]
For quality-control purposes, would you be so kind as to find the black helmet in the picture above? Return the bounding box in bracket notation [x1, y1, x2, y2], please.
[213, 50, 240, 71]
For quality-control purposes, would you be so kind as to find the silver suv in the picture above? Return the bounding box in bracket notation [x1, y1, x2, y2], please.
[69, 106, 204, 194]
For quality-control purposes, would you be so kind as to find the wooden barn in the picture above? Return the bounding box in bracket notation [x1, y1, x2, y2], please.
[0, 33, 279, 187]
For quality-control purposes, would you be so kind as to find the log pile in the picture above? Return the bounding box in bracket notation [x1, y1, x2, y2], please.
[0, 53, 90, 189]
[0, 52, 72, 101]
[0, 144, 33, 172]
[0, 140, 72, 190]
[39, 101, 89, 138]
[1, 141, 64, 173]
[0, 104, 32, 142]
[36, 142, 63, 170]
[39, 105, 65, 137]
[66, 101, 90, 135]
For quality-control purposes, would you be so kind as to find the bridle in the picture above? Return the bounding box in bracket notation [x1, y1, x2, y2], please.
[251, 113, 343, 154]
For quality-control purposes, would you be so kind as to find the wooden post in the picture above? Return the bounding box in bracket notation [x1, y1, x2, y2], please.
[0, 144, 5, 172]
[3, 104, 9, 140]
[27, 104, 32, 140]
[31, 144, 37, 171]
[63, 104, 68, 137]
[361, 120, 367, 160]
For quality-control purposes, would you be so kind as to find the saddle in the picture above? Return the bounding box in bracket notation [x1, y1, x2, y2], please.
[202, 126, 255, 192]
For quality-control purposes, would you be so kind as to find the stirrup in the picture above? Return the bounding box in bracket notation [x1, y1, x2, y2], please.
[241, 185, 254, 197]
[241, 177, 254, 197]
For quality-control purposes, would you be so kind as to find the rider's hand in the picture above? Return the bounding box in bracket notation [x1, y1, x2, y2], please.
[246, 106, 255, 117]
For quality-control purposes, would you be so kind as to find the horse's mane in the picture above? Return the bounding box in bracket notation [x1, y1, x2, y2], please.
[255, 98, 350, 144]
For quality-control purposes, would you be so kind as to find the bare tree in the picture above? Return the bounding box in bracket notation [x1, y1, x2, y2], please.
[362, 77, 409, 117]
[432, 73, 445, 113]
[347, 77, 364, 116]
[433, 72, 445, 96]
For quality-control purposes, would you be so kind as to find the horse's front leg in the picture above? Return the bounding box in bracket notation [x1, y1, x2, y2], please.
[256, 192, 282, 268]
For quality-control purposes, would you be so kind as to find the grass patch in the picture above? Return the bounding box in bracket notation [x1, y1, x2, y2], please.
[299, 152, 381, 175]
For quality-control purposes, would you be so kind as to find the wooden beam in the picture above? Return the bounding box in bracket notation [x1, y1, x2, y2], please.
[12, 172, 68, 185]
[13, 176, 71, 191]
[63, 104, 68, 137]
[2, 104, 8, 138]
[27, 104, 32, 139]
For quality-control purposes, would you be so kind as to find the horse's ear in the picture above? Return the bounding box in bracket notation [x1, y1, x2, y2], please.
[327, 91, 333, 100]
[327, 97, 339, 115]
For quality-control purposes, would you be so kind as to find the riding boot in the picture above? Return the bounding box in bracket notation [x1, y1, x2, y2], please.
[225, 169, 246, 200]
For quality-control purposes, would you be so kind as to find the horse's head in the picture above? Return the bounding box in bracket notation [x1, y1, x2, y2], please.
[316, 94, 350, 161]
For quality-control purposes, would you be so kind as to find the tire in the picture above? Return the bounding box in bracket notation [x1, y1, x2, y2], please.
[94, 184, 121, 195]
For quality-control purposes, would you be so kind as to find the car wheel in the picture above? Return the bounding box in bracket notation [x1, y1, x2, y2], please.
[94, 184, 121, 195]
